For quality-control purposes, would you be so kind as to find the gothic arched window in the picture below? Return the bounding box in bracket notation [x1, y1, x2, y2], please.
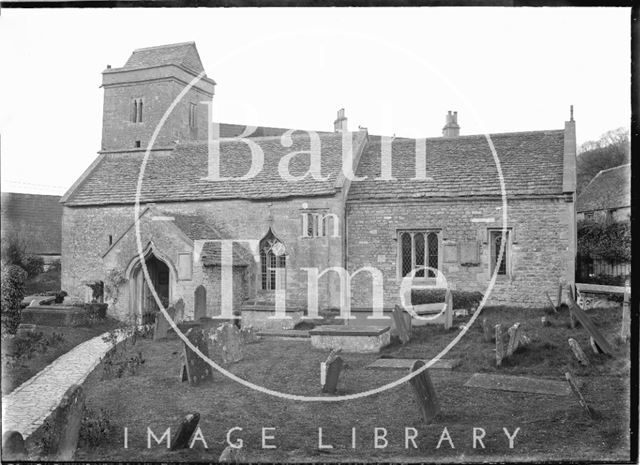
[259, 229, 286, 290]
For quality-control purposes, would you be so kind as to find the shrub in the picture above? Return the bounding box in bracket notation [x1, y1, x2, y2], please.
[411, 289, 483, 309]
[1, 263, 27, 334]
[22, 255, 45, 279]
[578, 219, 631, 262]
[79, 407, 112, 447]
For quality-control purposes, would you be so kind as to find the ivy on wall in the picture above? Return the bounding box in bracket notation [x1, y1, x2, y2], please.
[577, 219, 631, 262]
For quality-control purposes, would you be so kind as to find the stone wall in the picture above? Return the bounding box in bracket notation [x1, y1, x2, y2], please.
[345, 196, 575, 308]
[61, 193, 344, 321]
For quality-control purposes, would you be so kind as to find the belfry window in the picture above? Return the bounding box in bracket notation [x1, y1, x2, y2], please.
[131, 98, 143, 123]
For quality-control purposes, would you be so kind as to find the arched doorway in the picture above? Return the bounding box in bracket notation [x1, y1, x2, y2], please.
[194, 285, 207, 320]
[129, 252, 172, 322]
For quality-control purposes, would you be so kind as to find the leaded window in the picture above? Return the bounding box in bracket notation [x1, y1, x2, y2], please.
[490, 230, 509, 276]
[399, 230, 440, 278]
[260, 229, 286, 290]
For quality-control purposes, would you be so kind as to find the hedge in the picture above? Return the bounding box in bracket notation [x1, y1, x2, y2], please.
[1, 263, 27, 334]
[578, 219, 630, 262]
[411, 289, 483, 309]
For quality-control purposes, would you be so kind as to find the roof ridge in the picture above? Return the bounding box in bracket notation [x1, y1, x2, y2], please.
[370, 128, 564, 142]
[597, 163, 631, 175]
[132, 42, 196, 52]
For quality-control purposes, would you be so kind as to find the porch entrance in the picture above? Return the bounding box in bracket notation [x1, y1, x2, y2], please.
[130, 253, 171, 323]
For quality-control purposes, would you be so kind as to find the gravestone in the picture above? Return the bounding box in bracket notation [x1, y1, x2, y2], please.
[408, 360, 440, 424]
[212, 323, 244, 364]
[181, 328, 212, 386]
[482, 318, 493, 343]
[568, 338, 589, 366]
[392, 305, 411, 344]
[620, 281, 630, 342]
[2, 431, 27, 460]
[567, 290, 614, 356]
[589, 336, 604, 355]
[321, 348, 343, 393]
[170, 413, 200, 450]
[495, 323, 505, 367]
[174, 298, 185, 323]
[444, 288, 453, 330]
[565, 372, 592, 419]
[153, 306, 176, 341]
[194, 286, 207, 321]
[506, 323, 522, 357]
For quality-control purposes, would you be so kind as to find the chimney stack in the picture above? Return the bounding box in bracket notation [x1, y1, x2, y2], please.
[442, 110, 460, 137]
[334, 108, 348, 132]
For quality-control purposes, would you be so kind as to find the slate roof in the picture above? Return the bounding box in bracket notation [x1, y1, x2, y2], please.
[63, 132, 356, 206]
[122, 42, 204, 73]
[576, 164, 630, 213]
[347, 130, 566, 200]
[0, 193, 62, 255]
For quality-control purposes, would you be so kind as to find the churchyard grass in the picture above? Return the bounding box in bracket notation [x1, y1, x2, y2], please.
[1, 318, 121, 395]
[73, 305, 629, 462]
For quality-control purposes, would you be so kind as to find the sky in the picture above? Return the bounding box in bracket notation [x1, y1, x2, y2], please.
[0, 7, 631, 195]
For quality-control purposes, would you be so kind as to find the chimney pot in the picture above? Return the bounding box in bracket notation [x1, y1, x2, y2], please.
[106, 64, 111, 69]
[442, 110, 460, 137]
[334, 108, 348, 133]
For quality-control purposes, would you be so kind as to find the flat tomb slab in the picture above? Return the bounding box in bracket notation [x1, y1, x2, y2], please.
[257, 329, 310, 338]
[366, 358, 461, 370]
[309, 326, 390, 336]
[20, 306, 87, 327]
[463, 373, 580, 397]
[310, 325, 391, 353]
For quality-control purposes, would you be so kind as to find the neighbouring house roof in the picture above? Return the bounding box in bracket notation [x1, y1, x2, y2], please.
[347, 130, 566, 200]
[576, 164, 630, 213]
[122, 42, 205, 73]
[62, 131, 360, 206]
[0, 192, 62, 255]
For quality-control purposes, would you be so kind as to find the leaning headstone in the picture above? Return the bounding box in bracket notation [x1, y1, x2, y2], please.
[567, 290, 614, 356]
[544, 292, 558, 313]
[392, 305, 411, 344]
[482, 318, 493, 343]
[322, 356, 344, 394]
[219, 444, 245, 463]
[568, 338, 589, 366]
[181, 328, 212, 386]
[212, 323, 244, 364]
[495, 323, 505, 367]
[322, 349, 343, 394]
[589, 336, 604, 355]
[2, 431, 27, 460]
[565, 372, 593, 419]
[620, 280, 630, 342]
[506, 323, 522, 357]
[170, 413, 200, 450]
[408, 360, 440, 424]
[153, 306, 176, 341]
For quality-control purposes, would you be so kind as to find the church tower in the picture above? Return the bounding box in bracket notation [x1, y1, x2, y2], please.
[100, 42, 216, 151]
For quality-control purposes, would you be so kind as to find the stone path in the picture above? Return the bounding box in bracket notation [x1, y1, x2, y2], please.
[1, 329, 127, 439]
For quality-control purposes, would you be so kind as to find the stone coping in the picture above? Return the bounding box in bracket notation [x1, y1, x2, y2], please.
[309, 325, 390, 337]
[257, 329, 310, 338]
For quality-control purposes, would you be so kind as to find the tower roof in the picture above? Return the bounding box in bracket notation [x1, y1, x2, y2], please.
[122, 42, 205, 73]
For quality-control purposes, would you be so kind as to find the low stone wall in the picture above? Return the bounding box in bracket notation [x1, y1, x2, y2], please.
[310, 325, 391, 353]
[25, 384, 85, 460]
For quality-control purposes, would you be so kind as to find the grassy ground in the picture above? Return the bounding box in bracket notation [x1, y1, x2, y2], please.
[1, 318, 121, 395]
[73, 305, 630, 462]
[24, 267, 61, 295]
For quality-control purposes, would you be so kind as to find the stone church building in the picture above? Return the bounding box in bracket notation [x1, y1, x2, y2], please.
[61, 42, 577, 322]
